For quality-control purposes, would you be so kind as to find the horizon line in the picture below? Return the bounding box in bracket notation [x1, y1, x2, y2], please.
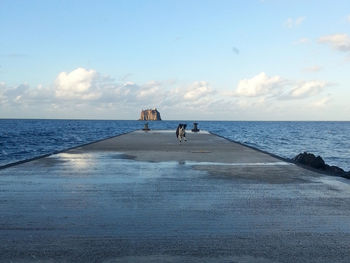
[0, 118, 350, 122]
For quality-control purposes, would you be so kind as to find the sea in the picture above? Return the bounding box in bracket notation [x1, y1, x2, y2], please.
[0, 119, 349, 171]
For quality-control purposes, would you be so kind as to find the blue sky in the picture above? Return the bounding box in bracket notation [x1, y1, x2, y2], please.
[1, 0, 350, 120]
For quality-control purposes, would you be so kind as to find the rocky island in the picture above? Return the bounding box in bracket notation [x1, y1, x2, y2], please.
[139, 108, 162, 121]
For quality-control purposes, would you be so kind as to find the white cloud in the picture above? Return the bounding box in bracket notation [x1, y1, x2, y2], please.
[285, 17, 306, 29]
[55, 69, 218, 112]
[14, 95, 22, 103]
[0, 66, 336, 120]
[234, 72, 284, 97]
[0, 83, 54, 108]
[303, 65, 322, 72]
[138, 86, 160, 98]
[0, 83, 6, 104]
[231, 73, 331, 117]
[233, 73, 329, 101]
[184, 81, 214, 100]
[137, 81, 161, 98]
[319, 34, 350, 52]
[55, 67, 103, 100]
[110, 80, 166, 108]
[289, 81, 326, 98]
[312, 96, 331, 108]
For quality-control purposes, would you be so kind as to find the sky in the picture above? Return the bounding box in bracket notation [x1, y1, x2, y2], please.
[1, 0, 350, 120]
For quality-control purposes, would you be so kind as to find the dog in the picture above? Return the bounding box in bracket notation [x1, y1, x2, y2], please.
[176, 124, 187, 143]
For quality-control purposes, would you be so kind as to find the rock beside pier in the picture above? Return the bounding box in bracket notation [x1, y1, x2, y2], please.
[139, 108, 162, 121]
[293, 152, 350, 178]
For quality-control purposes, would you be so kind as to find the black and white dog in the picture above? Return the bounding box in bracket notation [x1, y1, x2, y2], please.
[176, 124, 187, 143]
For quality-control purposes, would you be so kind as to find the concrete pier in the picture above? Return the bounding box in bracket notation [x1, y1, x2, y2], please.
[1, 130, 350, 262]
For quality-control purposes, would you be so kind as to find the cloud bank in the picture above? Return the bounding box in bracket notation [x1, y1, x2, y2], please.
[289, 81, 326, 98]
[319, 34, 350, 52]
[0, 68, 332, 120]
[235, 72, 284, 97]
[232, 72, 328, 100]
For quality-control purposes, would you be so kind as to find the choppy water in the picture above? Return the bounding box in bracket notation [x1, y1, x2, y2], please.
[0, 119, 349, 171]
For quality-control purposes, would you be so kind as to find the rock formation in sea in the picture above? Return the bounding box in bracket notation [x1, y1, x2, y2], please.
[293, 152, 350, 179]
[139, 108, 162, 121]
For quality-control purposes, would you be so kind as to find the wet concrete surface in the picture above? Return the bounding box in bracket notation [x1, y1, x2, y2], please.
[1, 130, 350, 262]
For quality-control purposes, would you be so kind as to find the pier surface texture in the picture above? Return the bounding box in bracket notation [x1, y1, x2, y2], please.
[1, 130, 350, 262]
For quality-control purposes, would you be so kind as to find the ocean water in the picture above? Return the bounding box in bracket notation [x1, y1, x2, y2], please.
[0, 119, 349, 171]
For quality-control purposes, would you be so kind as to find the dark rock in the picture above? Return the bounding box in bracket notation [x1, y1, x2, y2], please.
[293, 152, 325, 169]
[344, 172, 350, 179]
[293, 152, 349, 178]
[324, 165, 345, 175]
